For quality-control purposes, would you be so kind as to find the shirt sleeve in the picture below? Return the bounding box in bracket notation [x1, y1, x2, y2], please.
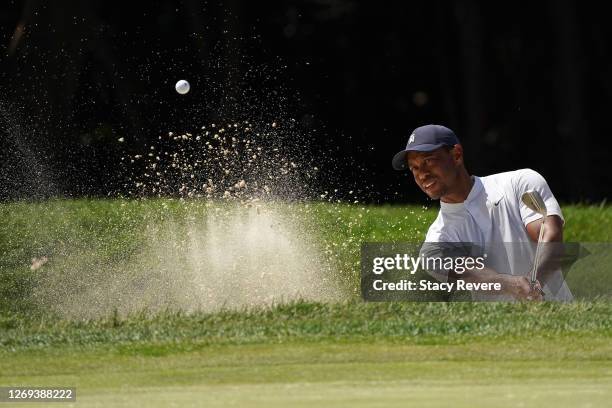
[422, 217, 449, 281]
[421, 218, 474, 283]
[513, 168, 564, 226]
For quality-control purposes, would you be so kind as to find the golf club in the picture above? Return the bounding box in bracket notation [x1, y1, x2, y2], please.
[521, 190, 547, 292]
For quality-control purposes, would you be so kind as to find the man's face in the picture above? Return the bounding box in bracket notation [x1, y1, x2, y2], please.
[406, 146, 461, 200]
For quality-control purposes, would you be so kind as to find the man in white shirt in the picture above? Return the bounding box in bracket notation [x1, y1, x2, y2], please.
[392, 124, 572, 301]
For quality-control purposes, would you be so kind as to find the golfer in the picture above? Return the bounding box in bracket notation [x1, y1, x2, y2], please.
[392, 124, 572, 301]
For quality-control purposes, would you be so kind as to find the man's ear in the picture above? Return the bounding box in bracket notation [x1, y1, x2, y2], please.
[452, 144, 464, 165]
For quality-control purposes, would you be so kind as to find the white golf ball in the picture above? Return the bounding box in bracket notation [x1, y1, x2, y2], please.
[175, 80, 190, 95]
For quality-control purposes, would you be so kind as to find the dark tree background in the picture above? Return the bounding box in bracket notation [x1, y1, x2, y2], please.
[1, 0, 610, 202]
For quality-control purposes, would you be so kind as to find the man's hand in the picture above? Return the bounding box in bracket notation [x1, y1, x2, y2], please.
[501, 275, 543, 301]
[454, 267, 543, 300]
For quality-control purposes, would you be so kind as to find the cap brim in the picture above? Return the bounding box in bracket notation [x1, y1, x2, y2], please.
[391, 143, 446, 170]
[392, 150, 409, 170]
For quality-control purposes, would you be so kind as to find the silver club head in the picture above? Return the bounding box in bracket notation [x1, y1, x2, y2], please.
[521, 190, 547, 217]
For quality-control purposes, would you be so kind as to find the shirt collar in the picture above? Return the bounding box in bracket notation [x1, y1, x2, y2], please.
[439, 176, 484, 213]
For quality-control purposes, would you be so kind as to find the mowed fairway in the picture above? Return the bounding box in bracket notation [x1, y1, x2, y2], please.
[2, 301, 611, 407]
[1, 199, 611, 407]
[3, 339, 611, 408]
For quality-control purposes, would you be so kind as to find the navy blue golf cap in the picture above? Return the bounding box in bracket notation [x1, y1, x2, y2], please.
[391, 124, 460, 170]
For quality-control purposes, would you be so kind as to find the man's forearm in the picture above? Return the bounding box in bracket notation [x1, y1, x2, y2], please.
[527, 214, 564, 285]
[453, 267, 505, 284]
[535, 242, 565, 286]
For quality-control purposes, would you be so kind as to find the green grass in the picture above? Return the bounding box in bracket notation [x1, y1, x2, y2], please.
[1, 301, 611, 351]
[2, 199, 611, 313]
[2, 340, 611, 407]
[1, 199, 611, 406]
[1, 301, 611, 407]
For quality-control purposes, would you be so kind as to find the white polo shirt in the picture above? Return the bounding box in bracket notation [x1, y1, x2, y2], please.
[423, 168, 572, 301]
